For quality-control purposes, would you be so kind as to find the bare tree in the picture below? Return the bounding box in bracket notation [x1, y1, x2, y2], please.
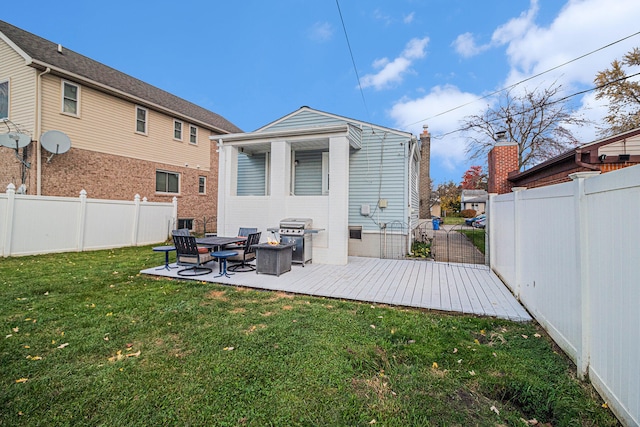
[462, 83, 590, 171]
[594, 47, 640, 136]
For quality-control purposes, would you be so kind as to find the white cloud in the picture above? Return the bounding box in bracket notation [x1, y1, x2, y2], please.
[361, 37, 429, 90]
[452, 32, 488, 58]
[389, 85, 486, 172]
[309, 21, 333, 42]
[403, 12, 415, 24]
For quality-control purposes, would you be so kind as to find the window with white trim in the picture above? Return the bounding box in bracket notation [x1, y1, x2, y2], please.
[0, 80, 8, 119]
[155, 170, 179, 193]
[174, 120, 183, 140]
[62, 81, 79, 116]
[189, 125, 197, 144]
[136, 106, 147, 134]
[198, 176, 206, 194]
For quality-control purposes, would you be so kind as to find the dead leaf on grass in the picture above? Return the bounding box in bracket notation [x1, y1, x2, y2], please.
[490, 405, 500, 415]
[15, 378, 28, 383]
[57, 343, 69, 349]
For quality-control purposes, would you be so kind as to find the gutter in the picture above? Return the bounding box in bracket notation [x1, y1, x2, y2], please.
[36, 67, 51, 195]
[575, 148, 600, 171]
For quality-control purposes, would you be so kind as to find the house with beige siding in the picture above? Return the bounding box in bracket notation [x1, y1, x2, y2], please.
[0, 20, 241, 232]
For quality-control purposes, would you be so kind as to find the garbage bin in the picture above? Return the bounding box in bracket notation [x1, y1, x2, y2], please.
[432, 218, 440, 230]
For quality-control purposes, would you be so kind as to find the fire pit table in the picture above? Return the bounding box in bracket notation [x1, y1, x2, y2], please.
[253, 242, 295, 276]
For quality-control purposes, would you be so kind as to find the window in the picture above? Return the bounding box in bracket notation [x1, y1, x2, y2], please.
[237, 152, 270, 196]
[198, 176, 206, 194]
[174, 120, 183, 140]
[292, 149, 329, 195]
[136, 106, 147, 134]
[0, 80, 8, 119]
[322, 151, 330, 195]
[177, 218, 193, 230]
[62, 81, 79, 115]
[155, 170, 179, 193]
[189, 125, 198, 144]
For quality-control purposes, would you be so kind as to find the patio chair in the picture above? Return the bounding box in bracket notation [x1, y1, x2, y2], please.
[228, 232, 261, 272]
[226, 227, 258, 250]
[172, 234, 215, 276]
[172, 228, 191, 237]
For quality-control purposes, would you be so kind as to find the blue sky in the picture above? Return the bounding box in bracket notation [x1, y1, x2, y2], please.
[3, 0, 640, 185]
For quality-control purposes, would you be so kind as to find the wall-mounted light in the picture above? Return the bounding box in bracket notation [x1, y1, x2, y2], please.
[598, 154, 607, 162]
[294, 160, 299, 166]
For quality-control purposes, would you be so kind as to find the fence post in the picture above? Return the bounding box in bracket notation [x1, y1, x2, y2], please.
[77, 189, 87, 252]
[171, 197, 178, 235]
[570, 171, 600, 379]
[2, 183, 16, 257]
[512, 187, 527, 298]
[487, 193, 497, 268]
[132, 194, 141, 246]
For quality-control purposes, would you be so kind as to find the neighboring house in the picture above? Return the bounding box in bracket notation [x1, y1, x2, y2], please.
[0, 20, 241, 231]
[213, 106, 422, 265]
[488, 127, 640, 194]
[460, 189, 487, 214]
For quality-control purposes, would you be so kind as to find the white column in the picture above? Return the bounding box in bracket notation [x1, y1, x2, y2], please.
[327, 136, 350, 265]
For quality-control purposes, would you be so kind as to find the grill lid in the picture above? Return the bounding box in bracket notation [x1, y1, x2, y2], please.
[279, 218, 312, 229]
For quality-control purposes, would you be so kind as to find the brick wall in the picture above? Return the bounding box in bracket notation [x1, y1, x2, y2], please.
[1, 146, 217, 231]
[487, 143, 518, 194]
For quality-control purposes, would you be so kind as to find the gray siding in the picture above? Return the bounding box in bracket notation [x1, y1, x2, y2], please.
[294, 149, 324, 195]
[237, 153, 266, 196]
[262, 109, 344, 131]
[349, 128, 409, 232]
[260, 109, 412, 233]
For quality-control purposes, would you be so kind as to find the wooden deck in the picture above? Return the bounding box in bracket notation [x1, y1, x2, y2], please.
[141, 257, 531, 322]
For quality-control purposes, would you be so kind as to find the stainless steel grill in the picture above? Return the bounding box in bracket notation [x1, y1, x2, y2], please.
[278, 218, 314, 265]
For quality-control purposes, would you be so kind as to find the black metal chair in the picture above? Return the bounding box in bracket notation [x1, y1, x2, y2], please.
[172, 228, 191, 237]
[228, 232, 261, 272]
[172, 234, 215, 276]
[226, 227, 258, 250]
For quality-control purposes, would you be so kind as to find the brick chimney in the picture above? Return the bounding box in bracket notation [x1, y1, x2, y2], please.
[487, 136, 518, 194]
[419, 125, 431, 218]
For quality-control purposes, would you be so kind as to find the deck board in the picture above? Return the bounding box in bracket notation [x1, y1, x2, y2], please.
[141, 257, 531, 322]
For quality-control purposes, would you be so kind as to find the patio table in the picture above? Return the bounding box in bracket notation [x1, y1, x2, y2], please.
[195, 236, 246, 251]
[153, 245, 177, 271]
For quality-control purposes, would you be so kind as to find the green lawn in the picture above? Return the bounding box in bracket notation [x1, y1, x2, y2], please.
[0, 246, 618, 426]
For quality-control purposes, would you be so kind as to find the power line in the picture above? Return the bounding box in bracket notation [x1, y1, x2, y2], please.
[409, 30, 640, 127]
[335, 0, 370, 118]
[432, 70, 640, 140]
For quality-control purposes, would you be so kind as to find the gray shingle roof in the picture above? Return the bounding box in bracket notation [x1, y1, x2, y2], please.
[0, 20, 242, 134]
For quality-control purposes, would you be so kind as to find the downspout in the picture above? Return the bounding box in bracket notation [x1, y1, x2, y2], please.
[407, 137, 417, 256]
[36, 67, 51, 195]
[575, 149, 599, 171]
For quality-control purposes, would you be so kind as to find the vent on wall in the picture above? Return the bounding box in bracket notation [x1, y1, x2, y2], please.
[349, 226, 362, 240]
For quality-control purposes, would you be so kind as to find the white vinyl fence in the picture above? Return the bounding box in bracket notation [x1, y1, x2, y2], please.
[1, 183, 177, 257]
[488, 166, 640, 427]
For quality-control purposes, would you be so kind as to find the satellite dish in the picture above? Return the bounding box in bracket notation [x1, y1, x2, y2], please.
[0, 132, 31, 149]
[40, 130, 72, 155]
[0, 133, 11, 148]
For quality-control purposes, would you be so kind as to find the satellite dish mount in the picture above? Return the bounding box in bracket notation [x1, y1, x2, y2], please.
[40, 130, 72, 162]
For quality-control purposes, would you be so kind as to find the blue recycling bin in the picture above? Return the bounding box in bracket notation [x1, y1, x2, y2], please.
[432, 218, 440, 230]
